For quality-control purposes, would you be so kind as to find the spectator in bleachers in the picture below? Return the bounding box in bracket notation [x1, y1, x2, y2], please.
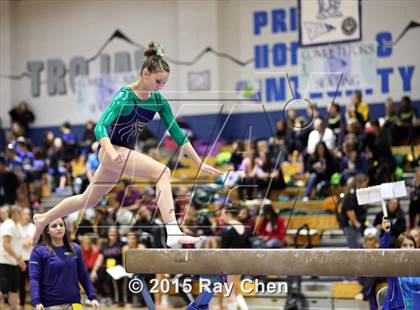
[374, 198, 406, 247]
[408, 167, 420, 229]
[194, 209, 214, 239]
[181, 205, 198, 245]
[396, 96, 417, 145]
[218, 203, 250, 310]
[78, 141, 100, 194]
[267, 136, 289, 168]
[409, 227, 420, 248]
[115, 209, 136, 237]
[327, 103, 346, 147]
[383, 97, 399, 145]
[363, 120, 395, 184]
[346, 118, 365, 150]
[307, 117, 336, 155]
[340, 133, 361, 158]
[303, 142, 337, 201]
[339, 173, 369, 248]
[133, 205, 163, 248]
[41, 130, 55, 155]
[218, 204, 250, 248]
[15, 137, 34, 174]
[286, 108, 298, 129]
[384, 97, 398, 124]
[174, 187, 193, 219]
[6, 122, 26, 144]
[0, 206, 9, 223]
[250, 139, 260, 157]
[93, 204, 115, 239]
[347, 91, 369, 126]
[355, 227, 384, 310]
[47, 137, 68, 193]
[140, 186, 158, 211]
[306, 102, 320, 125]
[74, 210, 95, 240]
[275, 119, 296, 152]
[18, 207, 34, 308]
[90, 226, 125, 306]
[238, 207, 255, 237]
[111, 181, 141, 234]
[0, 205, 25, 309]
[230, 140, 245, 171]
[0, 156, 20, 206]
[82, 120, 96, 149]
[14, 138, 38, 204]
[340, 143, 369, 186]
[86, 142, 100, 177]
[80, 235, 99, 273]
[60, 122, 79, 163]
[293, 116, 311, 152]
[224, 142, 245, 190]
[113, 180, 141, 210]
[258, 143, 286, 195]
[30, 148, 47, 206]
[122, 231, 145, 307]
[237, 150, 259, 200]
[253, 203, 286, 248]
[9, 102, 35, 138]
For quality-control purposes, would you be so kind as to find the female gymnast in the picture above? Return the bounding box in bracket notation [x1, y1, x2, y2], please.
[32, 41, 222, 248]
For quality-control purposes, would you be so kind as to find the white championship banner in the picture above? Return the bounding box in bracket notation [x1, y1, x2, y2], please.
[75, 73, 136, 117]
[299, 41, 376, 94]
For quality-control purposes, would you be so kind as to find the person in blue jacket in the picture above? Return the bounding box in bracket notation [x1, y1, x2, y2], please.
[381, 217, 420, 310]
[29, 218, 99, 310]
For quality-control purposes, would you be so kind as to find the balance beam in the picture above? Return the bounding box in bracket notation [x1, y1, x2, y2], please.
[125, 249, 420, 276]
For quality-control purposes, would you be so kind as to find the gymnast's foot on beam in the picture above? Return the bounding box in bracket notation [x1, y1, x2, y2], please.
[166, 234, 202, 248]
[165, 220, 203, 248]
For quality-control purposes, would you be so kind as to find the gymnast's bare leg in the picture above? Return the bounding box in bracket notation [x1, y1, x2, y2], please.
[33, 145, 200, 247]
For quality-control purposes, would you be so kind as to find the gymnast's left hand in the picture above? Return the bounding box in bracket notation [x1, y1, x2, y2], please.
[91, 299, 99, 309]
[200, 163, 223, 175]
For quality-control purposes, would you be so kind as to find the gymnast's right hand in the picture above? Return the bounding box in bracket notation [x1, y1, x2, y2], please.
[36, 304, 44, 310]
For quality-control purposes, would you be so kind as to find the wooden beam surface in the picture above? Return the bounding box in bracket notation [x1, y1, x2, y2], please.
[125, 249, 420, 276]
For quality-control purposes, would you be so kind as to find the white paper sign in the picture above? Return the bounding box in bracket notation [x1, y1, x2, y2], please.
[380, 183, 394, 200]
[393, 181, 407, 197]
[356, 181, 408, 205]
[106, 265, 133, 280]
[356, 187, 370, 205]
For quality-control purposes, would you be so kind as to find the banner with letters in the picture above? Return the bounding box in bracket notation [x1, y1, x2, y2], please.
[299, 42, 376, 95]
[299, 0, 361, 46]
[75, 73, 136, 117]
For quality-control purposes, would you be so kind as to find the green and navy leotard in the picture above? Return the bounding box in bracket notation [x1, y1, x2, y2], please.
[94, 86, 188, 149]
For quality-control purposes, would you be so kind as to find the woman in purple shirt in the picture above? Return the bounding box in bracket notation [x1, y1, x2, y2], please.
[29, 218, 99, 310]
